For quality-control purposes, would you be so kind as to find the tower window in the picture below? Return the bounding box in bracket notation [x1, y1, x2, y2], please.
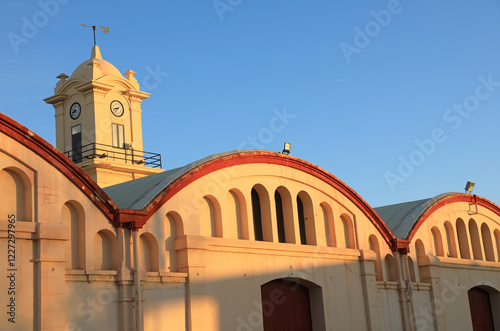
[71, 125, 82, 163]
[112, 123, 125, 148]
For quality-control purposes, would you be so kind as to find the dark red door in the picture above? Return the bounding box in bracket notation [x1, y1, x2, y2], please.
[468, 287, 495, 331]
[261, 279, 312, 331]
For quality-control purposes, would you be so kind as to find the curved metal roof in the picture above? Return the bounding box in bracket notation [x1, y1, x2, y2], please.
[103, 150, 264, 210]
[374, 192, 458, 239]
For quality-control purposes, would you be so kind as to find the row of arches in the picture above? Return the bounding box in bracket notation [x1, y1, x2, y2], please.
[0, 167, 174, 272]
[430, 218, 500, 262]
[70, 226, 168, 272]
[368, 234, 417, 282]
[63, 200, 118, 270]
[135, 212, 180, 272]
[63, 200, 180, 272]
[200, 184, 358, 249]
[409, 218, 500, 283]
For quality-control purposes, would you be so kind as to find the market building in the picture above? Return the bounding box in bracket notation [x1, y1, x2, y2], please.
[1, 45, 499, 331]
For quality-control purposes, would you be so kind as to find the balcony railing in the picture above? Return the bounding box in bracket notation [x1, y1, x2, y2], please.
[64, 143, 162, 168]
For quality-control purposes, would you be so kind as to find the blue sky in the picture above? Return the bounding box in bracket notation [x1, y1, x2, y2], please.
[1, 0, 500, 207]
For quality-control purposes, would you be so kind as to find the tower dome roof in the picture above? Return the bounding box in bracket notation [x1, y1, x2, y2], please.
[70, 45, 122, 80]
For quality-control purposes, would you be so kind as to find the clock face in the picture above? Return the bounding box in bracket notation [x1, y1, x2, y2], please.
[69, 102, 81, 120]
[110, 100, 124, 117]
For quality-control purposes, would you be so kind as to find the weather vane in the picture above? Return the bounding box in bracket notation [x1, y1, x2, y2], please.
[80, 24, 109, 46]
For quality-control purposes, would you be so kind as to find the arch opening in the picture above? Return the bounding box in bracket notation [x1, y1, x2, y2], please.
[469, 219, 483, 261]
[62, 201, 85, 269]
[444, 221, 458, 258]
[251, 185, 272, 242]
[93, 230, 117, 270]
[457, 218, 471, 259]
[369, 235, 383, 281]
[139, 232, 159, 272]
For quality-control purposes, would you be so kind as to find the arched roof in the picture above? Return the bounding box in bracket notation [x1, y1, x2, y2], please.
[103, 150, 244, 210]
[104, 150, 396, 246]
[375, 193, 500, 240]
[0, 112, 118, 223]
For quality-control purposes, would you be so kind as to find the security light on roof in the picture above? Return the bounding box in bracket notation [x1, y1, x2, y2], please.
[465, 181, 475, 193]
[282, 142, 291, 155]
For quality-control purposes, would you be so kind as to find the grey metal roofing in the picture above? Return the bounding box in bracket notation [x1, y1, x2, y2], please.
[374, 192, 457, 239]
[103, 150, 263, 210]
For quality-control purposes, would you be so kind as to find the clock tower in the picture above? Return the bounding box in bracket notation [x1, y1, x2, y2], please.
[44, 45, 163, 187]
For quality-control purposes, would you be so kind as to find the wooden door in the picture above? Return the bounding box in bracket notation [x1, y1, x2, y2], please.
[468, 287, 495, 331]
[261, 279, 312, 331]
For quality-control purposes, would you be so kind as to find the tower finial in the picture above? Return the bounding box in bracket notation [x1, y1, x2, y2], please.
[80, 24, 110, 46]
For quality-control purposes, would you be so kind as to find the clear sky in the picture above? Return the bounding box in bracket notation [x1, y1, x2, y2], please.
[1, 0, 500, 208]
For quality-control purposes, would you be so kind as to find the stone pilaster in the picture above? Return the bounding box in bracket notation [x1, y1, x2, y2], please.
[417, 255, 445, 331]
[359, 249, 382, 331]
[35, 223, 69, 331]
[175, 235, 213, 331]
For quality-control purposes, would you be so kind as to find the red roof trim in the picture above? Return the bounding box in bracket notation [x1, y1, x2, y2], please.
[0, 113, 117, 223]
[142, 151, 396, 248]
[406, 193, 500, 241]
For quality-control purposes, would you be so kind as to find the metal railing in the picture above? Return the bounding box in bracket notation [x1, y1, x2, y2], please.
[64, 143, 162, 168]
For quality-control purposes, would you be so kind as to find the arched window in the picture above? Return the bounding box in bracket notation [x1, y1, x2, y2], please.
[94, 230, 117, 270]
[228, 189, 248, 240]
[481, 223, 495, 262]
[444, 221, 458, 258]
[0, 168, 32, 221]
[407, 256, 416, 282]
[297, 192, 316, 246]
[251, 185, 272, 242]
[297, 196, 307, 244]
[275, 187, 295, 244]
[385, 254, 397, 281]
[139, 233, 159, 272]
[495, 229, 500, 262]
[369, 235, 383, 281]
[62, 202, 85, 269]
[469, 219, 483, 261]
[275, 191, 286, 243]
[456, 218, 471, 259]
[320, 203, 336, 247]
[415, 239, 427, 283]
[251, 188, 263, 241]
[340, 214, 356, 249]
[201, 195, 222, 237]
[165, 212, 182, 272]
[431, 226, 444, 256]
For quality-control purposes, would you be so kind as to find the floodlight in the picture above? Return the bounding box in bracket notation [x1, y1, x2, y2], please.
[465, 181, 475, 193]
[282, 142, 291, 155]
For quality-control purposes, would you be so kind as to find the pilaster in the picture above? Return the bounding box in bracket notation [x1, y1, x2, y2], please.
[359, 249, 382, 331]
[35, 223, 69, 331]
[175, 235, 215, 331]
[117, 227, 135, 331]
[417, 255, 446, 331]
